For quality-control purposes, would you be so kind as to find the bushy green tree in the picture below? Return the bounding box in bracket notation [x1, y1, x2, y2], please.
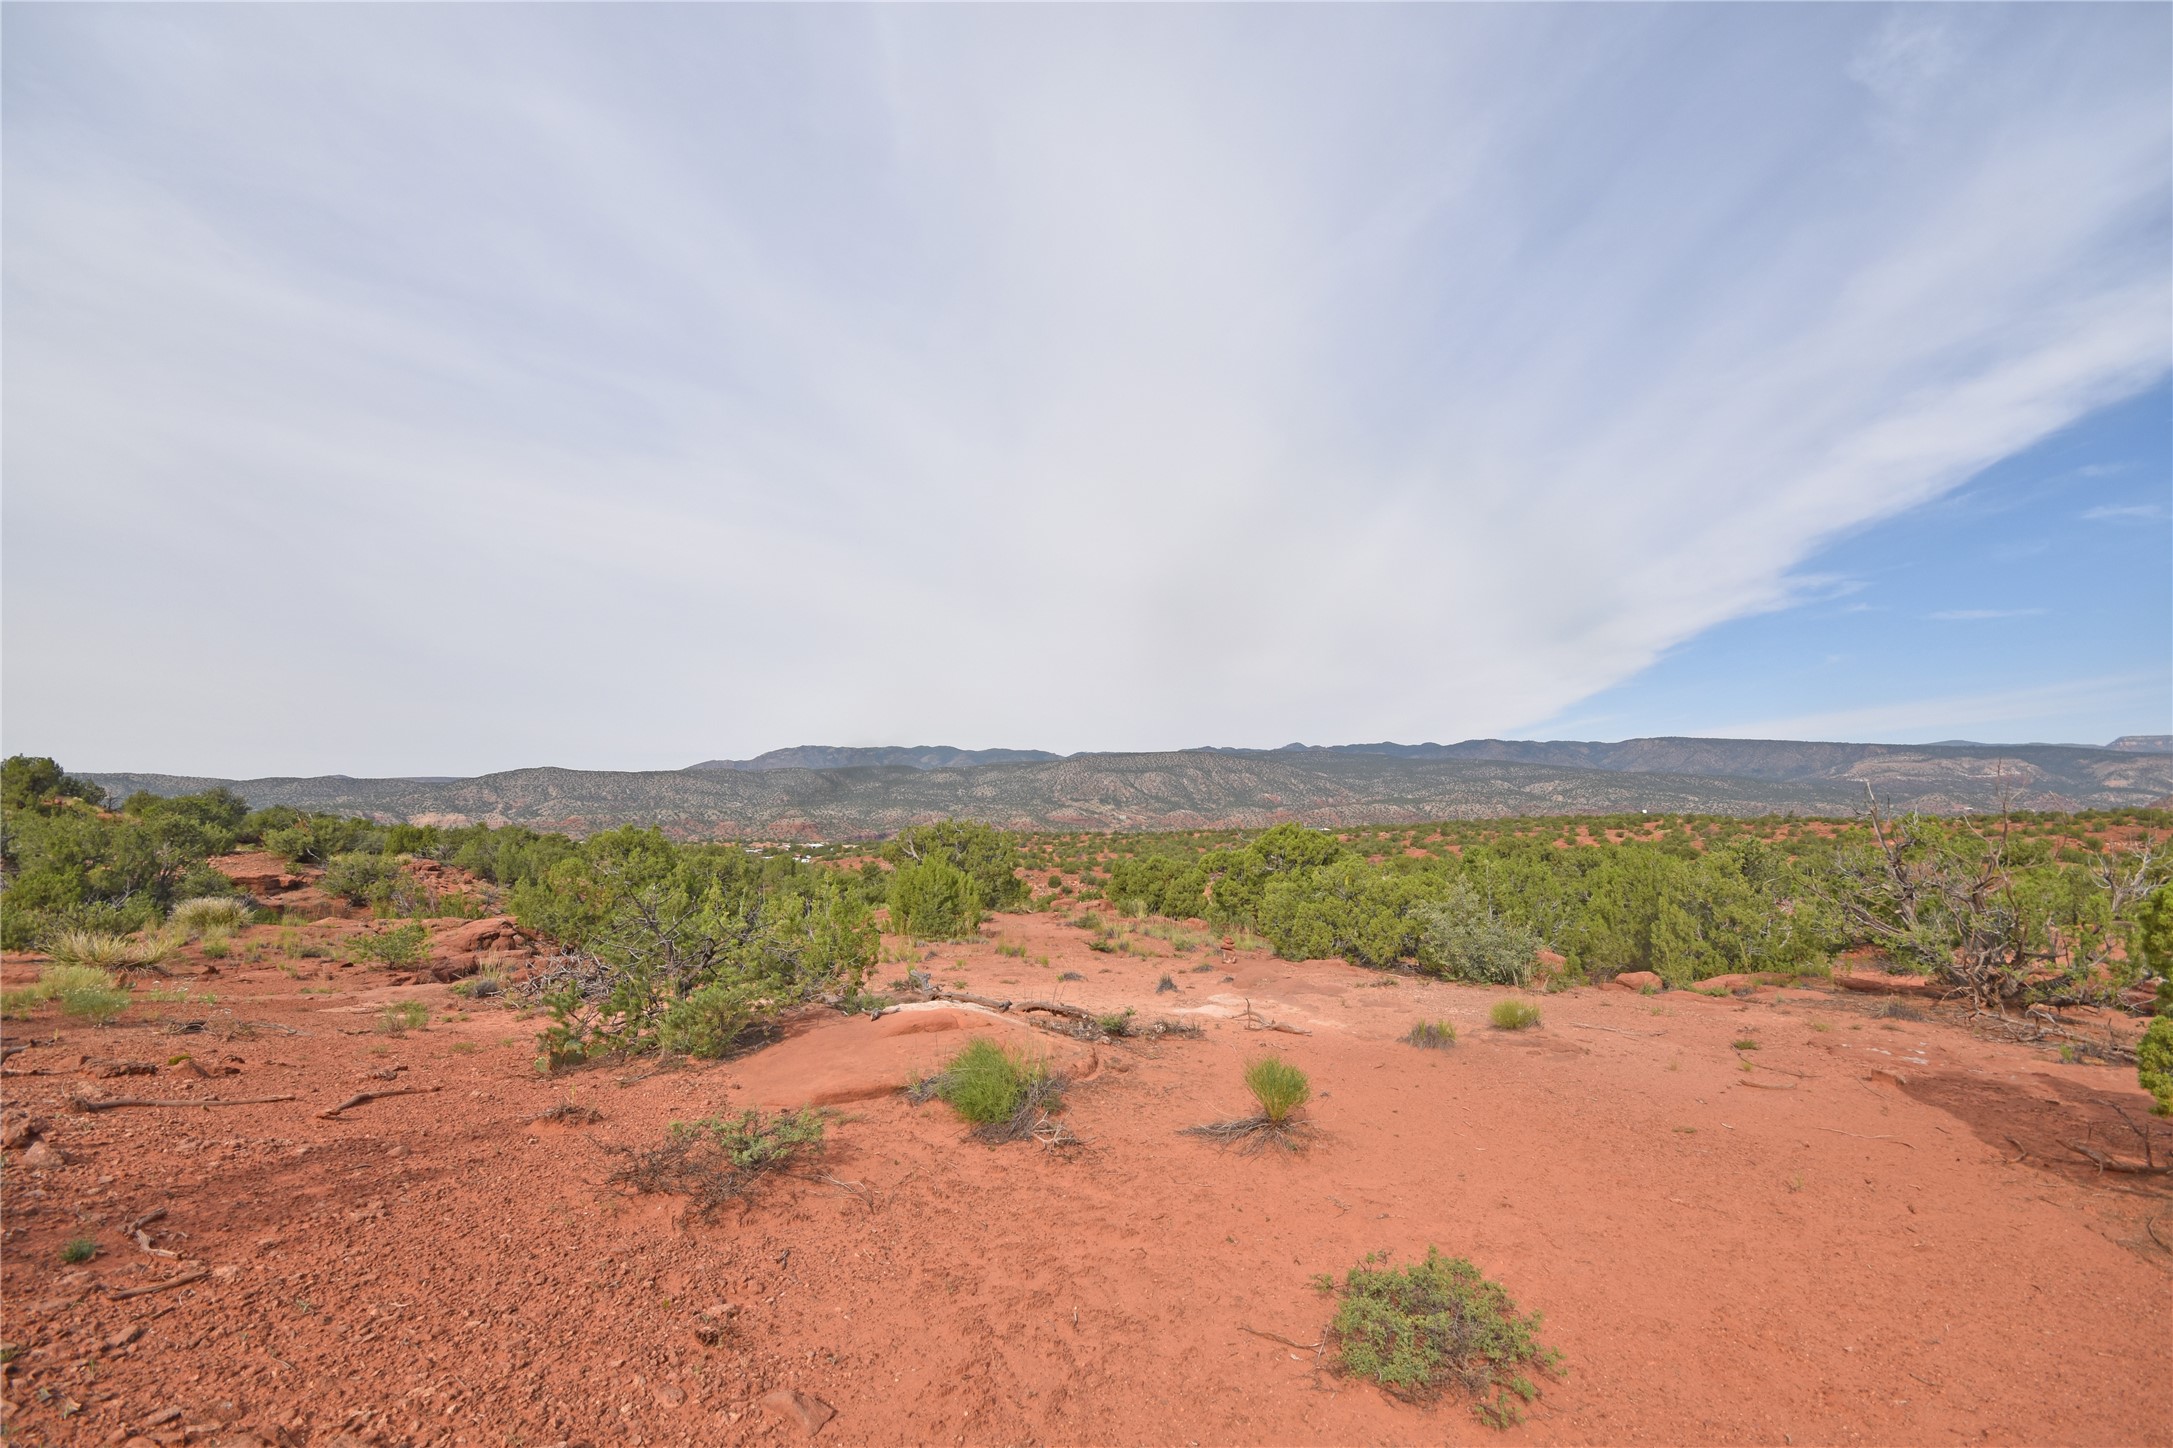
[883, 821, 1027, 910]
[1106, 855, 1209, 919]
[888, 858, 984, 940]
[1257, 858, 1433, 968]
[1414, 882, 1541, 986]
[2, 756, 105, 814]
[1204, 823, 1350, 924]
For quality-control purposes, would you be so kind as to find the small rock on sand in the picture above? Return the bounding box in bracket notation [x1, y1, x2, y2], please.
[762, 1388, 835, 1437]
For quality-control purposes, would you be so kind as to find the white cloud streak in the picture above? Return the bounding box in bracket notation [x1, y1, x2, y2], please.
[2, 5, 2168, 775]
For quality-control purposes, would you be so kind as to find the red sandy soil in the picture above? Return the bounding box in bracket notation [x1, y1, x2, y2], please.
[3, 910, 2169, 1447]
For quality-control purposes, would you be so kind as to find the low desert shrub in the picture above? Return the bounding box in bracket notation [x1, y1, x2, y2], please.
[168, 896, 249, 936]
[39, 964, 133, 1024]
[612, 1107, 825, 1217]
[1246, 1056, 1311, 1122]
[657, 980, 766, 1059]
[1319, 1247, 1560, 1427]
[351, 922, 429, 968]
[379, 1000, 430, 1034]
[60, 1238, 99, 1264]
[1186, 1056, 1315, 1152]
[913, 1039, 1070, 1144]
[1404, 1020, 1458, 1050]
[198, 927, 232, 960]
[1489, 1000, 1541, 1031]
[1414, 885, 1541, 987]
[320, 852, 406, 906]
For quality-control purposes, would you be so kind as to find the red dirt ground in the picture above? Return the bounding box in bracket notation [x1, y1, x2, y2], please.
[3, 909, 2168, 1447]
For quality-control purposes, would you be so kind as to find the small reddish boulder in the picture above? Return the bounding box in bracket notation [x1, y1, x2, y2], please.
[1609, 971, 1663, 993]
[762, 1388, 835, 1438]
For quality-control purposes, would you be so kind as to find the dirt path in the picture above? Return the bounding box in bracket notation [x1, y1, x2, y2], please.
[3, 911, 2167, 1446]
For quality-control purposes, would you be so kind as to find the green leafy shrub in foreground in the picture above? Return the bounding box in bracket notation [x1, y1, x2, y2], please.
[1414, 883, 1540, 987]
[1321, 1247, 1560, 1427]
[931, 1038, 1043, 1124]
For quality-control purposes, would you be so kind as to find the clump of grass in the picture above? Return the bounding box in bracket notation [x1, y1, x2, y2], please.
[352, 922, 430, 968]
[1871, 998, 1928, 1022]
[1731, 1037, 1759, 1051]
[378, 1000, 430, 1035]
[1318, 1247, 1561, 1427]
[1095, 1008, 1137, 1038]
[43, 928, 170, 973]
[1057, 970, 1085, 982]
[1185, 1056, 1315, 1153]
[995, 940, 1027, 958]
[198, 927, 233, 960]
[612, 1107, 824, 1217]
[1489, 999, 1541, 1031]
[1156, 974, 1178, 994]
[31, 964, 135, 1024]
[59, 1238, 99, 1264]
[1404, 1020, 1458, 1050]
[169, 896, 248, 936]
[912, 1038, 1070, 1144]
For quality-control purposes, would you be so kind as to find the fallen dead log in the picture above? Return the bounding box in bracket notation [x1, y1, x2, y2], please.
[68, 1094, 298, 1113]
[318, 1085, 443, 1119]
[1015, 999, 1097, 1022]
[106, 1268, 210, 1300]
[2067, 1141, 2172, 1176]
[929, 986, 1013, 1012]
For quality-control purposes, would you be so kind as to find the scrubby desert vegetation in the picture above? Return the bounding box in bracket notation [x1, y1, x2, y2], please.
[4, 752, 2169, 1442]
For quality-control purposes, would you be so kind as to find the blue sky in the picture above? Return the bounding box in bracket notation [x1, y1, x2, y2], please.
[3, 5, 2168, 776]
[1534, 380, 2171, 745]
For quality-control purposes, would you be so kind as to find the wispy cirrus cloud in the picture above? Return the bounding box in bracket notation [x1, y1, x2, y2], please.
[2082, 503, 2169, 522]
[1929, 608, 2050, 621]
[2, 5, 2167, 774]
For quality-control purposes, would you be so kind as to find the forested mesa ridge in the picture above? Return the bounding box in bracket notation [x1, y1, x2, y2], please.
[79, 737, 2173, 840]
[7, 756, 2170, 1114]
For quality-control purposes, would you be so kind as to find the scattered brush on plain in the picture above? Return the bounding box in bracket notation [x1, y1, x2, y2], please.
[1316, 1247, 1561, 1429]
[1184, 1056, 1315, 1153]
[613, 1107, 825, 1217]
[912, 1038, 1074, 1145]
[1404, 1019, 1458, 1050]
[378, 1000, 430, 1035]
[1489, 1000, 1541, 1031]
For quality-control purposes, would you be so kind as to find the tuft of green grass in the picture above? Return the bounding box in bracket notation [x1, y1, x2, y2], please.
[60, 1238, 99, 1264]
[928, 1039, 1042, 1124]
[1489, 999, 1541, 1031]
[1320, 1247, 1560, 1427]
[378, 1000, 430, 1035]
[915, 1038, 1068, 1143]
[169, 896, 249, 936]
[32, 964, 135, 1024]
[1245, 1056, 1311, 1123]
[43, 928, 171, 972]
[1732, 1037, 1760, 1051]
[198, 927, 233, 960]
[1404, 1019, 1458, 1050]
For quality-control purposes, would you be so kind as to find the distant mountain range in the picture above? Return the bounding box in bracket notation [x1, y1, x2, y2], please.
[688, 746, 1063, 771]
[82, 735, 2173, 840]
